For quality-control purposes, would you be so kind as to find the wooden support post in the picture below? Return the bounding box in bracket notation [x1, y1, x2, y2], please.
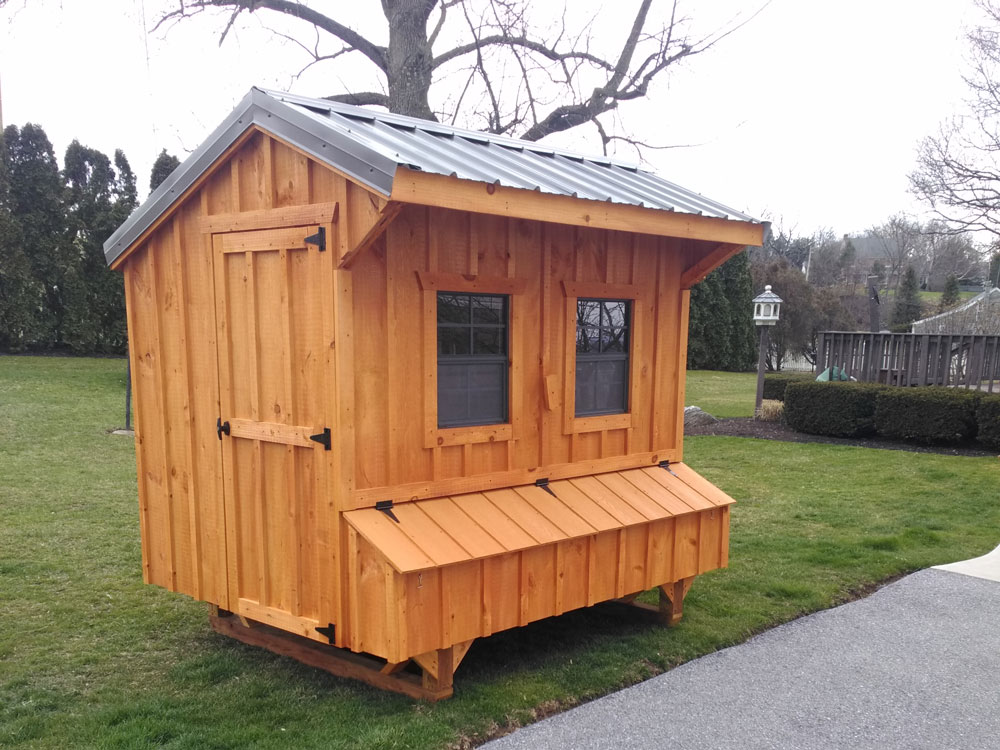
[658, 576, 695, 626]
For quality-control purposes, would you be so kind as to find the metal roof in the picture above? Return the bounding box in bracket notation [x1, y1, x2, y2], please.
[104, 87, 760, 265]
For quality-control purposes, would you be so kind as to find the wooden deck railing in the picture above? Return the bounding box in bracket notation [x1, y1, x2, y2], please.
[815, 331, 1000, 393]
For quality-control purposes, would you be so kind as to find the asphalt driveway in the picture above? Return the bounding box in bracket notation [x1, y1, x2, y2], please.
[483, 563, 1000, 750]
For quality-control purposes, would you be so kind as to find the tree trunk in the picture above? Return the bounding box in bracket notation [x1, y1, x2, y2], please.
[382, 0, 436, 121]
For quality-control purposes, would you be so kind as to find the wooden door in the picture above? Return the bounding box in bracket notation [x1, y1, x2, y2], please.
[213, 225, 334, 643]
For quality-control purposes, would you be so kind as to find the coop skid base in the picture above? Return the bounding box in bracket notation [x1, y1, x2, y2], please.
[209, 610, 467, 701]
[208, 577, 694, 700]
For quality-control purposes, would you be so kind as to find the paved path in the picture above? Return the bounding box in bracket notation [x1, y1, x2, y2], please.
[484, 566, 1000, 750]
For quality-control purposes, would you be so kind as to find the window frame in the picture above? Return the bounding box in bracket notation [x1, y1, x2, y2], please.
[418, 271, 526, 449]
[436, 291, 510, 429]
[562, 280, 642, 435]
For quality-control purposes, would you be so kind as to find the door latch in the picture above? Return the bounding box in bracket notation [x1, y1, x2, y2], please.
[216, 418, 230, 440]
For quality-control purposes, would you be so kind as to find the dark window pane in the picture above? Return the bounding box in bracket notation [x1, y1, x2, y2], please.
[574, 298, 630, 416]
[575, 361, 598, 415]
[438, 327, 470, 355]
[577, 299, 601, 329]
[437, 364, 469, 425]
[438, 294, 469, 324]
[472, 295, 504, 325]
[577, 323, 599, 353]
[437, 291, 509, 428]
[467, 363, 505, 422]
[603, 301, 627, 330]
[602, 326, 628, 353]
[473, 328, 504, 355]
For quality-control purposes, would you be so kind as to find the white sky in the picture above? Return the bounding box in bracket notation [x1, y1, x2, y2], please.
[0, 0, 981, 237]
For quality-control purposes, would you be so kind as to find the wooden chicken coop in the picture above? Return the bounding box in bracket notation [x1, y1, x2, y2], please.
[105, 89, 765, 700]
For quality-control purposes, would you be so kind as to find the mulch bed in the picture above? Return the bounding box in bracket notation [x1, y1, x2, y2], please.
[685, 418, 998, 458]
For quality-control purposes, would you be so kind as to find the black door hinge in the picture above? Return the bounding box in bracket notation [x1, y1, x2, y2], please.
[375, 499, 399, 523]
[659, 460, 678, 476]
[217, 418, 230, 440]
[309, 427, 331, 450]
[315, 623, 335, 644]
[304, 226, 326, 252]
[534, 477, 557, 497]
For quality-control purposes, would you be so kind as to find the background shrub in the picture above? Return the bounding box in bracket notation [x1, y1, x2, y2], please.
[762, 371, 814, 401]
[874, 387, 981, 444]
[975, 395, 1000, 450]
[784, 381, 886, 437]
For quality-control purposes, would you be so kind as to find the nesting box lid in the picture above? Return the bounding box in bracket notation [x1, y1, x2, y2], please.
[343, 463, 734, 574]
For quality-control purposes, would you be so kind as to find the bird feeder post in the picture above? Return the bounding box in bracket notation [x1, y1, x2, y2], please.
[752, 285, 783, 418]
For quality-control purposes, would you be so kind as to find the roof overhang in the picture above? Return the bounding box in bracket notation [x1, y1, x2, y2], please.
[104, 88, 399, 267]
[390, 169, 765, 247]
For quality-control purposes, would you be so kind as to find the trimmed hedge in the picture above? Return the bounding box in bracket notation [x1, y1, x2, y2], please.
[874, 387, 981, 444]
[784, 381, 886, 437]
[763, 372, 814, 401]
[975, 394, 1000, 450]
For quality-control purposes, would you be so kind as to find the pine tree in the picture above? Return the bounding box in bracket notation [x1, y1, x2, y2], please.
[61, 142, 138, 353]
[0, 129, 46, 351]
[939, 274, 960, 312]
[687, 251, 756, 371]
[990, 250, 1000, 288]
[149, 148, 180, 194]
[4, 124, 68, 347]
[892, 265, 922, 327]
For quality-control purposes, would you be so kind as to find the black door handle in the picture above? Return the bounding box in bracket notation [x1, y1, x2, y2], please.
[217, 418, 230, 440]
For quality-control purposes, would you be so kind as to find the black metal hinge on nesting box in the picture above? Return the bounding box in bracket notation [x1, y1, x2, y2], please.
[315, 623, 335, 644]
[309, 427, 332, 450]
[376, 500, 399, 523]
[534, 477, 557, 497]
[304, 226, 326, 251]
[659, 460, 678, 477]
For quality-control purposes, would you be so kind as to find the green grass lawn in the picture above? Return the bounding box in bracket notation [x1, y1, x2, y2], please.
[2, 356, 999, 748]
[685, 370, 757, 417]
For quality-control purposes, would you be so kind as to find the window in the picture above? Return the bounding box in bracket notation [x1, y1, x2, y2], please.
[575, 298, 630, 417]
[437, 292, 509, 428]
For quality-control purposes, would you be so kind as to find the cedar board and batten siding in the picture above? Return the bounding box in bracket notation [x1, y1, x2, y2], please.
[120, 127, 751, 663]
[122, 130, 378, 626]
[350, 206, 704, 503]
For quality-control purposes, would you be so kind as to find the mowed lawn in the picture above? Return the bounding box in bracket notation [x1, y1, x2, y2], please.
[2, 356, 998, 749]
[685, 369, 757, 417]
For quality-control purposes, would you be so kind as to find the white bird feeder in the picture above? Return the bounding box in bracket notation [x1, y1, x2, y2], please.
[753, 285, 783, 326]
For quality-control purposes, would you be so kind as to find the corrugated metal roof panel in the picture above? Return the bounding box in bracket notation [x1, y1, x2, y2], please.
[343, 463, 734, 574]
[104, 87, 760, 265]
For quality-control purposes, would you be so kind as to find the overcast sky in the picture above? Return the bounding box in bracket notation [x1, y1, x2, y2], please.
[0, 0, 982, 238]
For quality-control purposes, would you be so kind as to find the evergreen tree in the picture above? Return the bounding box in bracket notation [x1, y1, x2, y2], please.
[990, 250, 1000, 288]
[149, 148, 180, 193]
[892, 265, 922, 327]
[61, 142, 137, 353]
[4, 124, 68, 346]
[0, 130, 46, 351]
[687, 251, 756, 371]
[939, 274, 961, 312]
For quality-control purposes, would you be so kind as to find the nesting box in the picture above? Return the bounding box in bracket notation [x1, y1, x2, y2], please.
[105, 89, 765, 699]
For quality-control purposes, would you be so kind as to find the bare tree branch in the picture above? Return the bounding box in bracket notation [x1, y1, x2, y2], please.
[156, 0, 388, 71]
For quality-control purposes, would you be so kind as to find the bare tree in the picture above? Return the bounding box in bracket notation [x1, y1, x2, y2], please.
[155, 0, 764, 149]
[867, 215, 924, 293]
[910, 0, 1000, 236]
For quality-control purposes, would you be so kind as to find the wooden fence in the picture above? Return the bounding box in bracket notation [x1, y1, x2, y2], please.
[815, 331, 1000, 393]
